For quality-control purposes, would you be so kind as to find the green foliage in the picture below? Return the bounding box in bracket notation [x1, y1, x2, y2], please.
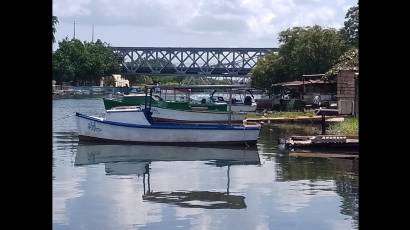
[247, 111, 315, 119]
[52, 38, 120, 85]
[328, 118, 358, 136]
[324, 48, 358, 80]
[340, 4, 359, 48]
[127, 75, 185, 85]
[151, 76, 184, 85]
[126, 75, 234, 86]
[278, 25, 348, 77]
[52, 16, 58, 43]
[251, 25, 347, 95]
[251, 53, 287, 96]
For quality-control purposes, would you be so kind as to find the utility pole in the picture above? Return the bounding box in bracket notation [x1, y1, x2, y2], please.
[73, 20, 76, 39]
[91, 24, 94, 42]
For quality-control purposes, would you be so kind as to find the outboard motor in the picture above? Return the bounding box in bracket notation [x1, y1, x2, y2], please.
[244, 96, 252, 105]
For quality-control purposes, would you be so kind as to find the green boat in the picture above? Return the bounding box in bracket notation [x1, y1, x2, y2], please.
[103, 94, 228, 112]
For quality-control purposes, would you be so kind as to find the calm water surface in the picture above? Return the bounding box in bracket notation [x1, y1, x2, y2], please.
[53, 98, 358, 230]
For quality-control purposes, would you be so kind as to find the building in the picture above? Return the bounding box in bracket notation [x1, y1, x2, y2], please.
[272, 75, 337, 103]
[101, 74, 129, 87]
[337, 69, 359, 116]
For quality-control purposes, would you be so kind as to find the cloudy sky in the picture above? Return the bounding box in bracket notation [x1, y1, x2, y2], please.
[53, 0, 357, 50]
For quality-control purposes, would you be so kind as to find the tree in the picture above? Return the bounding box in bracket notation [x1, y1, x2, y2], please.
[251, 53, 287, 97]
[251, 25, 348, 95]
[52, 16, 58, 43]
[340, 3, 359, 48]
[278, 25, 348, 78]
[324, 48, 358, 80]
[52, 38, 121, 85]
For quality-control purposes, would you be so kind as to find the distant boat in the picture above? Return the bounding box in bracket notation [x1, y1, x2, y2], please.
[102, 88, 253, 124]
[102, 93, 246, 123]
[102, 86, 257, 113]
[103, 93, 228, 111]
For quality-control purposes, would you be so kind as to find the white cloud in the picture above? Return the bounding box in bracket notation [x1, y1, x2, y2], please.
[53, 164, 87, 225]
[53, 0, 357, 48]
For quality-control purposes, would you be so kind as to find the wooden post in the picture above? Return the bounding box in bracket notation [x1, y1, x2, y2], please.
[227, 165, 230, 195]
[144, 86, 148, 111]
[147, 167, 151, 193]
[149, 88, 153, 110]
[321, 114, 326, 135]
[228, 88, 232, 125]
[143, 173, 146, 195]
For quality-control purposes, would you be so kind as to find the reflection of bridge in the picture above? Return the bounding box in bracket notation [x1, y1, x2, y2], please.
[112, 47, 278, 76]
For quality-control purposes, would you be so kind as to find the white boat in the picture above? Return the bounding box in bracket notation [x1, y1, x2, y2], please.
[76, 109, 260, 145]
[230, 103, 257, 112]
[188, 95, 257, 113]
[104, 107, 247, 125]
[106, 103, 247, 123]
[150, 106, 246, 123]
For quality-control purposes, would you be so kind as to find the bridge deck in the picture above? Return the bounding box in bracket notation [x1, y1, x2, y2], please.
[112, 47, 278, 75]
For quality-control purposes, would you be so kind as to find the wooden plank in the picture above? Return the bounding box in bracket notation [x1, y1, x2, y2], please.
[289, 152, 359, 159]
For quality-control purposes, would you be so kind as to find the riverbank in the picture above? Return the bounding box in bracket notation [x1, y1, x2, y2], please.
[245, 111, 344, 124]
[328, 117, 358, 136]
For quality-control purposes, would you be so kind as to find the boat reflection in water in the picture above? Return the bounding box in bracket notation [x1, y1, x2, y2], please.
[75, 144, 261, 209]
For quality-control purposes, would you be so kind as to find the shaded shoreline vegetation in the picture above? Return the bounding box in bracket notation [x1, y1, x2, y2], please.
[247, 111, 315, 119]
[328, 118, 358, 136]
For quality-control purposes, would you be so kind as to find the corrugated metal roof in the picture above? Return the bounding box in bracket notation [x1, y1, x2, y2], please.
[272, 79, 334, 86]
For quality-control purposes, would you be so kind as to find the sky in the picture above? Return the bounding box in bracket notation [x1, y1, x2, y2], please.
[53, 0, 357, 50]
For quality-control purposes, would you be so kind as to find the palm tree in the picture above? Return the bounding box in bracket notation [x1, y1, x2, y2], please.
[52, 16, 59, 43]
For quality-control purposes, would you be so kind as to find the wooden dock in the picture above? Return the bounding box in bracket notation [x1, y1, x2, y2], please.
[281, 135, 359, 150]
[244, 115, 343, 124]
[289, 152, 358, 159]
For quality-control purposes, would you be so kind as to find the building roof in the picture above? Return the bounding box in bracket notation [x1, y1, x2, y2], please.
[272, 79, 335, 87]
[145, 84, 254, 90]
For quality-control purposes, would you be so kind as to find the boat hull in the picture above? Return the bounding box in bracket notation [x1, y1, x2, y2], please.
[230, 104, 257, 112]
[103, 97, 254, 113]
[151, 107, 246, 123]
[76, 113, 260, 145]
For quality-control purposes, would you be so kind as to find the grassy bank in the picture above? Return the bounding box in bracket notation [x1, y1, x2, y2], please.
[328, 117, 358, 136]
[247, 111, 315, 119]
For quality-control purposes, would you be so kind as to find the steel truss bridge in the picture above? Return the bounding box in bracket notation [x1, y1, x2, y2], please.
[112, 47, 278, 76]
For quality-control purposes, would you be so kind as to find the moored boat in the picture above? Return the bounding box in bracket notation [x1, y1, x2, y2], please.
[102, 85, 258, 113]
[76, 85, 261, 145]
[76, 109, 260, 145]
[103, 94, 228, 111]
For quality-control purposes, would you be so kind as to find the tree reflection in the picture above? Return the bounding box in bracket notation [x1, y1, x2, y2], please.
[274, 155, 358, 227]
[258, 124, 359, 228]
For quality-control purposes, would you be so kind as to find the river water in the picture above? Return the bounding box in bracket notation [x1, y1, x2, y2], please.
[53, 98, 358, 230]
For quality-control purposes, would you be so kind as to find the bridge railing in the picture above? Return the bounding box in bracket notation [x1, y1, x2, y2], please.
[112, 47, 278, 76]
